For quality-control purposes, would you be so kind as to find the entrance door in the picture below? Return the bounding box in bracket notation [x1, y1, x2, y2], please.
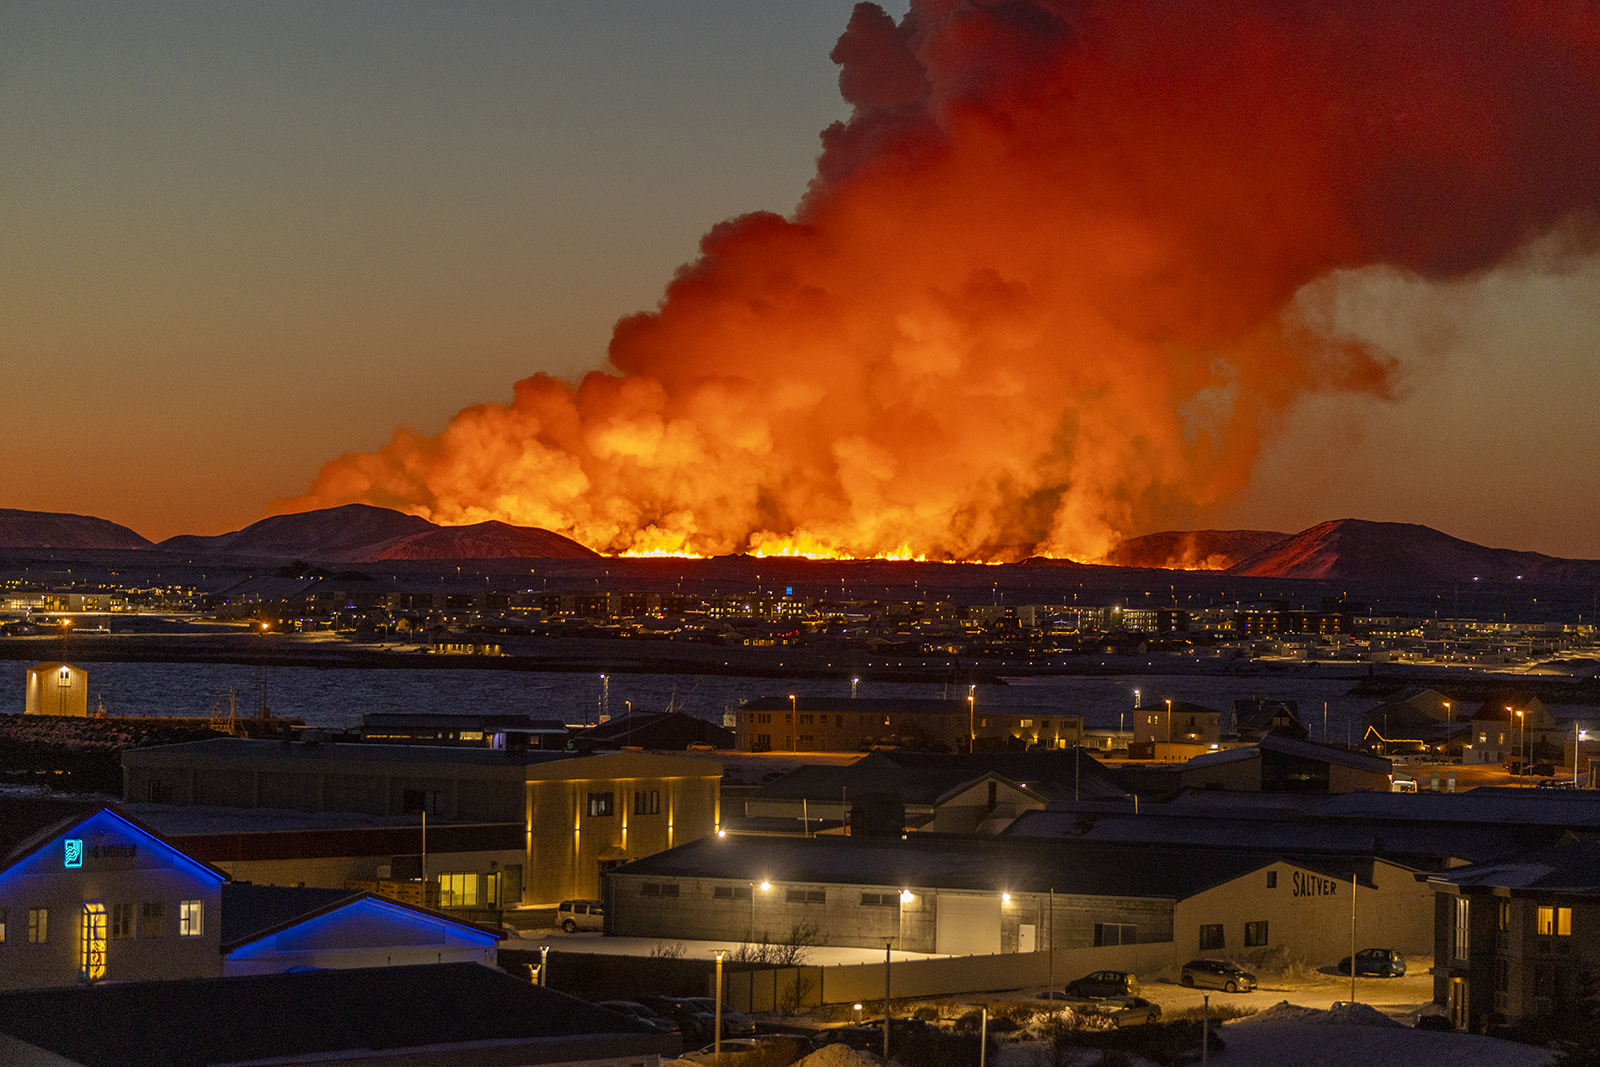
[1449, 977, 1469, 1031]
[1019, 923, 1037, 953]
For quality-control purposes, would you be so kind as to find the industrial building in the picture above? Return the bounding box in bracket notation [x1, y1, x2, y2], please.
[603, 833, 1433, 965]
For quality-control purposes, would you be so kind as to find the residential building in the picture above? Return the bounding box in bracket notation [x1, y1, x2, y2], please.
[732, 696, 1081, 753]
[1426, 837, 1600, 1032]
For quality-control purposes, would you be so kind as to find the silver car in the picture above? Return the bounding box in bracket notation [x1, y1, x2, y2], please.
[558, 899, 605, 932]
[1180, 958, 1256, 992]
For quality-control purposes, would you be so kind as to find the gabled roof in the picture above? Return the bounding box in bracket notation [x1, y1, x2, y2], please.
[0, 963, 669, 1067]
[220, 883, 503, 952]
[1, 806, 228, 886]
[1180, 734, 1390, 775]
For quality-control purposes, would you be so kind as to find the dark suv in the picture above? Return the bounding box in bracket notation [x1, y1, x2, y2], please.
[1064, 970, 1140, 998]
[1339, 948, 1406, 977]
[1180, 959, 1257, 992]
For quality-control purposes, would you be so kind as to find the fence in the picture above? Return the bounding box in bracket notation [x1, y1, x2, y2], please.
[504, 942, 1174, 1013]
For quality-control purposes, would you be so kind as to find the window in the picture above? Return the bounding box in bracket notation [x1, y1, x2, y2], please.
[641, 882, 680, 898]
[28, 908, 48, 944]
[81, 903, 106, 980]
[439, 873, 477, 907]
[633, 790, 660, 815]
[1244, 921, 1269, 947]
[1094, 923, 1136, 946]
[179, 900, 203, 937]
[140, 902, 165, 938]
[860, 892, 900, 907]
[1538, 906, 1573, 937]
[799, 714, 814, 725]
[1266, 871, 1277, 889]
[484, 872, 500, 907]
[1454, 897, 1470, 959]
[799, 735, 814, 746]
[713, 885, 753, 901]
[110, 903, 135, 940]
[147, 779, 173, 803]
[401, 789, 442, 815]
[787, 888, 826, 904]
[586, 792, 615, 817]
[0, 908, 5, 943]
[1020, 719, 1033, 728]
[1199, 924, 1225, 950]
[756, 734, 771, 748]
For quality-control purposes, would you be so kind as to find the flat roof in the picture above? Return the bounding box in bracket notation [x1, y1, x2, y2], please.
[123, 736, 575, 768]
[611, 833, 1379, 899]
[0, 963, 668, 1067]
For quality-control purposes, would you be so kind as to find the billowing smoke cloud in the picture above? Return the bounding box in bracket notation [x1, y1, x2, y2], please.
[278, 0, 1600, 561]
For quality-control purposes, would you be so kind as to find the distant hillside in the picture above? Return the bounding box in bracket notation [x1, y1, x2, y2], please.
[1225, 519, 1600, 582]
[158, 504, 597, 562]
[0, 508, 153, 550]
[365, 519, 599, 561]
[1102, 529, 1290, 571]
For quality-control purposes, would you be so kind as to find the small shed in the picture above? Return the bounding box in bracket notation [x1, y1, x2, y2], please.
[24, 662, 88, 717]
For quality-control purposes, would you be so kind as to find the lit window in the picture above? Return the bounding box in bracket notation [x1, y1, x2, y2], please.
[179, 900, 203, 937]
[439, 873, 478, 907]
[81, 903, 106, 980]
[1537, 906, 1573, 937]
[1454, 897, 1470, 959]
[28, 908, 48, 944]
[586, 792, 615, 817]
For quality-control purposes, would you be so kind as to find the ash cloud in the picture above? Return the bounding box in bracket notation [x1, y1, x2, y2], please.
[278, 0, 1600, 560]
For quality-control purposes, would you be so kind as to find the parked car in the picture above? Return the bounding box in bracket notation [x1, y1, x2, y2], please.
[1338, 948, 1407, 977]
[1415, 1013, 1455, 1031]
[1099, 996, 1162, 1028]
[557, 899, 605, 933]
[1064, 970, 1141, 998]
[638, 994, 719, 1044]
[593, 1000, 678, 1034]
[681, 1038, 800, 1065]
[680, 998, 756, 1038]
[1180, 959, 1257, 992]
[809, 1017, 932, 1052]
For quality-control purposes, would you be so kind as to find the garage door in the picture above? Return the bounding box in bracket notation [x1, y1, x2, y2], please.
[935, 893, 1002, 955]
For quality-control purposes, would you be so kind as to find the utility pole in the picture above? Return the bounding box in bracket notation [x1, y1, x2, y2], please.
[883, 941, 892, 1063]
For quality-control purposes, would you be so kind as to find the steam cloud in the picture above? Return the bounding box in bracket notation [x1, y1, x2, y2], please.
[279, 0, 1600, 561]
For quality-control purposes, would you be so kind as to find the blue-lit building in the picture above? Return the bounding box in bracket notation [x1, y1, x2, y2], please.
[0, 807, 501, 991]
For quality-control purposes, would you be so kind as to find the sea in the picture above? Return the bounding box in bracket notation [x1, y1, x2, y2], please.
[0, 659, 1423, 742]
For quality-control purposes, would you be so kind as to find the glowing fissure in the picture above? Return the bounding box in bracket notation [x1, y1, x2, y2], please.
[278, 0, 1600, 563]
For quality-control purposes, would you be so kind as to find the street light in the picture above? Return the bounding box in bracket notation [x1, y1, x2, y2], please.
[1514, 707, 1524, 774]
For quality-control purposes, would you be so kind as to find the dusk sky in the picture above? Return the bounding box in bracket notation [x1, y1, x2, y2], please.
[6, 1, 1600, 560]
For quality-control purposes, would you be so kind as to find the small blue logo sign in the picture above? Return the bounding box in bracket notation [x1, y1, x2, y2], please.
[786, 587, 793, 597]
[64, 838, 84, 869]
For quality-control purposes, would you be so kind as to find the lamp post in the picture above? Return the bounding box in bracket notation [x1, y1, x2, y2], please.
[714, 951, 724, 1058]
[538, 944, 549, 986]
[883, 940, 892, 1063]
[1515, 708, 1524, 775]
[1165, 698, 1173, 753]
[968, 688, 976, 752]
[789, 694, 797, 752]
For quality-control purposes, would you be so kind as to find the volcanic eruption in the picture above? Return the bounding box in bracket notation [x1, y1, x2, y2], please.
[278, 0, 1600, 562]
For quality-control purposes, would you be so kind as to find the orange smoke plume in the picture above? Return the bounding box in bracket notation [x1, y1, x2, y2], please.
[278, 0, 1600, 561]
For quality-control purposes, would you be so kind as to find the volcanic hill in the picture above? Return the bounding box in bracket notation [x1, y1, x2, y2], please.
[0, 509, 153, 551]
[158, 504, 598, 562]
[1224, 519, 1600, 583]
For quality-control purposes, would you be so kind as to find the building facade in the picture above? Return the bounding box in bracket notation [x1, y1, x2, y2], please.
[733, 696, 1081, 753]
[24, 662, 88, 718]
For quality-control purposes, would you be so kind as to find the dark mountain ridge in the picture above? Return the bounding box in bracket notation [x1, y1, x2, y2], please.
[0, 509, 153, 551]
